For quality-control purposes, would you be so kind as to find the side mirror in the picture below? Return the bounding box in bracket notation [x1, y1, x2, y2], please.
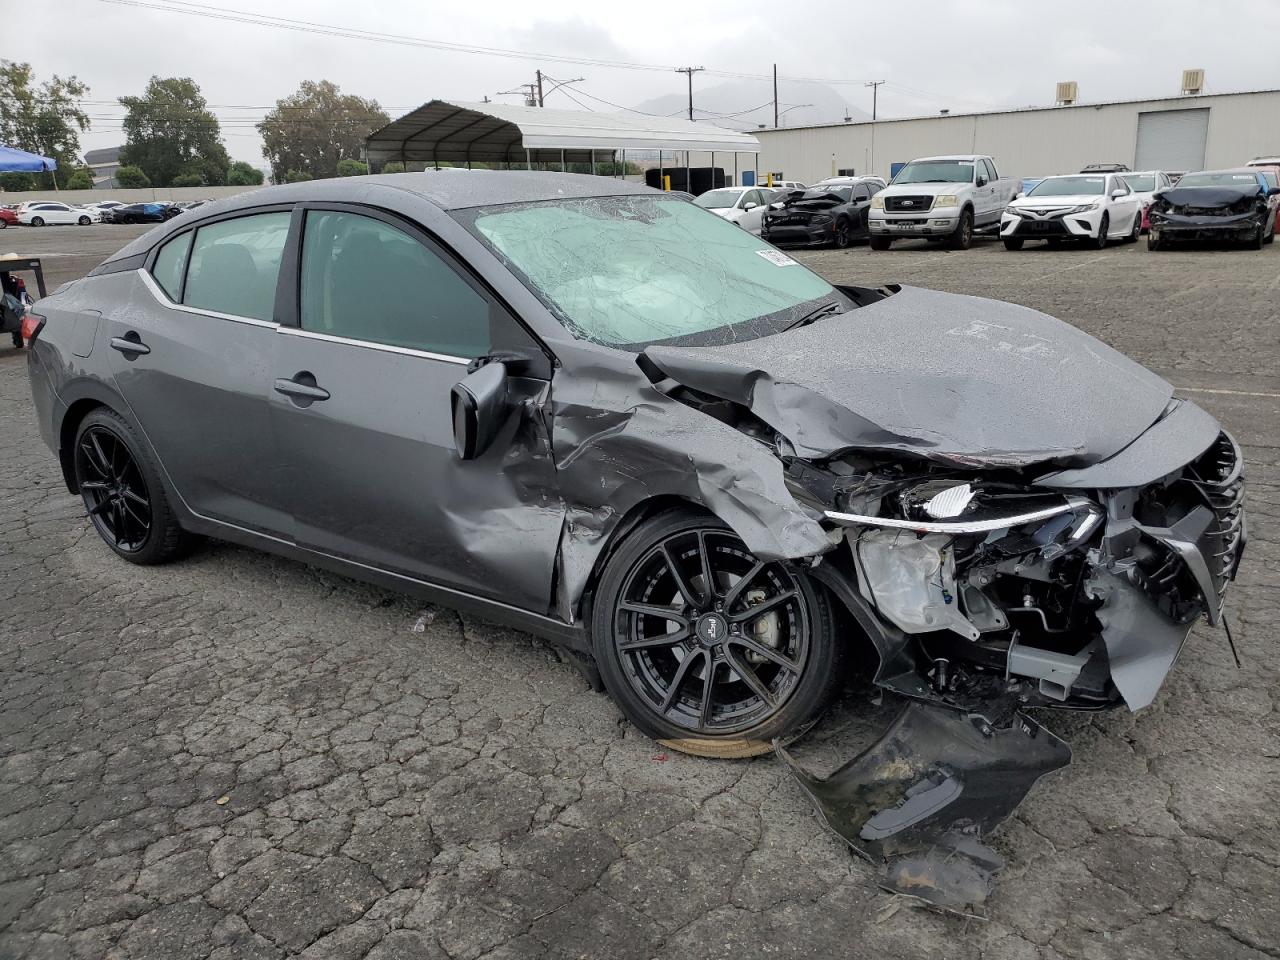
[743, 201, 758, 211]
[1110, 188, 1127, 198]
[1014, 191, 1025, 200]
[451, 361, 509, 461]
[976, 176, 988, 187]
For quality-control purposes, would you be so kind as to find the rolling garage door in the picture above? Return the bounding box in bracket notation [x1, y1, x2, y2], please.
[1135, 108, 1210, 171]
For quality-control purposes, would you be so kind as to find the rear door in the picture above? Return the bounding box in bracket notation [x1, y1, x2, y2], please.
[269, 204, 562, 610]
[106, 208, 295, 536]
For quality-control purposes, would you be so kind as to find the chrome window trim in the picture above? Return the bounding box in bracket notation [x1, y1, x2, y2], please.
[275, 326, 471, 365]
[136, 269, 280, 329]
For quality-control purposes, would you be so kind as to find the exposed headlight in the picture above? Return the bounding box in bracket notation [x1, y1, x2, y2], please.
[870, 195, 885, 209]
[1004, 205, 1022, 216]
[933, 194, 959, 208]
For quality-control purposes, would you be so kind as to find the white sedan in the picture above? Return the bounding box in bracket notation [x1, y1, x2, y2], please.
[1119, 171, 1175, 233]
[1000, 173, 1142, 249]
[16, 201, 95, 226]
[694, 186, 780, 236]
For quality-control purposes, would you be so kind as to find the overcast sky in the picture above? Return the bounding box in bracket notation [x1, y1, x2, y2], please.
[21, 0, 1280, 168]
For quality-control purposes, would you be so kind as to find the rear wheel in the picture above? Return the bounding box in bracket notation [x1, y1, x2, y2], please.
[73, 408, 188, 565]
[1125, 211, 1141, 243]
[1003, 237, 1024, 251]
[869, 236, 891, 251]
[592, 510, 843, 758]
[30, 216, 45, 227]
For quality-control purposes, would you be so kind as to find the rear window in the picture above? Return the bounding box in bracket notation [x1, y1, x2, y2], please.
[151, 232, 192, 301]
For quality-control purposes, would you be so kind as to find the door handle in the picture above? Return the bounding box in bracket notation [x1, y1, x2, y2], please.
[110, 333, 150, 357]
[274, 372, 330, 405]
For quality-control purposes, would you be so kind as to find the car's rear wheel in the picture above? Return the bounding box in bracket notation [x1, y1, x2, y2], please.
[30, 216, 44, 227]
[592, 510, 843, 758]
[73, 409, 188, 565]
[869, 236, 891, 251]
[1125, 211, 1141, 243]
[1003, 237, 1024, 251]
[1093, 213, 1110, 249]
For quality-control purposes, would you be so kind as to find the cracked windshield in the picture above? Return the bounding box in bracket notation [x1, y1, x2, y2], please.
[465, 195, 836, 348]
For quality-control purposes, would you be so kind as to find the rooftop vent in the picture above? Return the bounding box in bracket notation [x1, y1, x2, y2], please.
[1182, 69, 1205, 95]
[1056, 81, 1078, 105]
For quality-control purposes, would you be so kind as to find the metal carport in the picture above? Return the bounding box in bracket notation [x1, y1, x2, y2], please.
[364, 99, 760, 178]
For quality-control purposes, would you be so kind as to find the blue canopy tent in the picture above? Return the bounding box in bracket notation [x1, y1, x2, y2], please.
[0, 144, 57, 173]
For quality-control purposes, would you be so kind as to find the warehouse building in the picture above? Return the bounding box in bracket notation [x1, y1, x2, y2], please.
[755, 87, 1280, 185]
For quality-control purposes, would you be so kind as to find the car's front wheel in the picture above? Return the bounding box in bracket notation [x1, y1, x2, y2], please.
[949, 208, 974, 250]
[592, 510, 843, 758]
[1003, 237, 1024, 251]
[78, 215, 91, 226]
[869, 236, 891, 251]
[833, 218, 853, 248]
[1093, 213, 1110, 249]
[73, 408, 189, 565]
[1148, 230, 1162, 251]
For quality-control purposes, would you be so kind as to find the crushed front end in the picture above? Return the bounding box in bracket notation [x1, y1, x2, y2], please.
[779, 420, 1245, 910]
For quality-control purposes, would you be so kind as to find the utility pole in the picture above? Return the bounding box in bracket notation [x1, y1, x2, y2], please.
[865, 80, 885, 121]
[536, 69, 545, 107]
[675, 66, 705, 121]
[773, 64, 779, 128]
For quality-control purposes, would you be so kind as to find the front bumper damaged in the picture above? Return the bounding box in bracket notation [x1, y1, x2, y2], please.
[777, 701, 1070, 913]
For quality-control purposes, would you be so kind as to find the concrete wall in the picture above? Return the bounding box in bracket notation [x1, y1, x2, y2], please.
[756, 90, 1280, 184]
[0, 184, 262, 205]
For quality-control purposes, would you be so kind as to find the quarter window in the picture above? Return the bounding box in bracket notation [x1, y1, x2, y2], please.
[183, 212, 290, 322]
[151, 232, 192, 301]
[299, 210, 491, 358]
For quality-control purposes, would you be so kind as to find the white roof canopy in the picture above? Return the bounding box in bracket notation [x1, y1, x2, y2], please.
[365, 100, 761, 167]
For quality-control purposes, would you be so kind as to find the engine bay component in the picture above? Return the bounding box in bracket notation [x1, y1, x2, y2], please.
[777, 700, 1071, 913]
[853, 530, 982, 641]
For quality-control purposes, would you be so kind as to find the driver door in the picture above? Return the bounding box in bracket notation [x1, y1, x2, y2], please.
[268, 204, 562, 611]
[739, 190, 767, 234]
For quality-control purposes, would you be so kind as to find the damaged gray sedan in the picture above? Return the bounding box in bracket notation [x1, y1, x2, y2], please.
[27, 172, 1243, 906]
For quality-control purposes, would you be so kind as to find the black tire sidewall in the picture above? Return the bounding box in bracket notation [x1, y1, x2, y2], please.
[590, 509, 842, 753]
[1096, 214, 1109, 248]
[74, 408, 186, 565]
[1003, 238, 1024, 251]
[951, 209, 973, 249]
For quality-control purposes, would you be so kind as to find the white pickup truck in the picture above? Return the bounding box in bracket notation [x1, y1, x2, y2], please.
[868, 154, 1019, 250]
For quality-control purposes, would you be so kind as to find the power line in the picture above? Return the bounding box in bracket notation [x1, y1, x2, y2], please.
[96, 0, 879, 86]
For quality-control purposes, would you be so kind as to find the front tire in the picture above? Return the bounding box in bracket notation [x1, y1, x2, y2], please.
[73, 408, 188, 565]
[833, 218, 853, 249]
[1252, 223, 1267, 250]
[1148, 230, 1162, 251]
[869, 236, 891, 251]
[592, 509, 843, 758]
[1003, 237, 1024, 251]
[78, 215, 91, 226]
[949, 208, 974, 249]
[1093, 213, 1110, 249]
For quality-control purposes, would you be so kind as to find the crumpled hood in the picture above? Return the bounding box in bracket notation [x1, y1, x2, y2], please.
[1155, 186, 1260, 208]
[640, 285, 1172, 468]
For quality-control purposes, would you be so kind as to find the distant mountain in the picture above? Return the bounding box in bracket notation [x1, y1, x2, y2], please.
[632, 78, 868, 130]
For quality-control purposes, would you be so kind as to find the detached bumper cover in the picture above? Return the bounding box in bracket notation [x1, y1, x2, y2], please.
[778, 702, 1070, 913]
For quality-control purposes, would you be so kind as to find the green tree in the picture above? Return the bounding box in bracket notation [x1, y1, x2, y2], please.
[66, 168, 95, 189]
[0, 172, 35, 192]
[226, 160, 264, 186]
[115, 165, 151, 189]
[336, 158, 367, 177]
[284, 169, 313, 183]
[119, 76, 230, 187]
[172, 172, 203, 187]
[257, 80, 388, 182]
[0, 60, 90, 189]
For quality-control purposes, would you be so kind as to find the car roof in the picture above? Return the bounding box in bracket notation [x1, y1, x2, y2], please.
[355, 170, 654, 210]
[913, 155, 984, 162]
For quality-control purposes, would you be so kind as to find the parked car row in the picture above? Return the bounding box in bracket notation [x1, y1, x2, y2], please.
[0, 198, 214, 227]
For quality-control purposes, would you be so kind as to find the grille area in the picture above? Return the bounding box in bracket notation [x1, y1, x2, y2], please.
[885, 195, 933, 212]
[1187, 433, 1246, 614]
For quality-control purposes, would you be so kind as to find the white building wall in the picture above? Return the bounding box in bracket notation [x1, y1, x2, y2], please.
[756, 91, 1280, 184]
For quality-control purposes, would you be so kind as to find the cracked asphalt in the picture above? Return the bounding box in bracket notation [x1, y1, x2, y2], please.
[1, 225, 1278, 959]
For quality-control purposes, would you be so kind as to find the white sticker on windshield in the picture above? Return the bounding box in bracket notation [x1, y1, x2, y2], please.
[756, 249, 799, 266]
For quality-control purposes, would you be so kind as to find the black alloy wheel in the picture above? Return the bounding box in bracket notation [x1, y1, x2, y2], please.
[1093, 213, 1110, 249]
[834, 218, 853, 248]
[76, 425, 152, 554]
[1252, 223, 1267, 250]
[593, 511, 842, 758]
[73, 408, 188, 564]
[950, 208, 974, 249]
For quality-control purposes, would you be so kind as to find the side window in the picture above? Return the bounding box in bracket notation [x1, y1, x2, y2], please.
[981, 159, 998, 182]
[184, 212, 291, 322]
[151, 232, 192, 301]
[300, 210, 491, 359]
[853, 184, 871, 201]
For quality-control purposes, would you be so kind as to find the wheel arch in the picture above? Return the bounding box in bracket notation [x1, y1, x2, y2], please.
[55, 379, 133, 493]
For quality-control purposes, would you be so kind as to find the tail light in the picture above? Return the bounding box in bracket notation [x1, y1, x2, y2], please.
[20, 311, 46, 344]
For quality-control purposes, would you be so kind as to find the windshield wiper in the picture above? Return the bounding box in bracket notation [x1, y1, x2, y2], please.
[782, 300, 843, 333]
